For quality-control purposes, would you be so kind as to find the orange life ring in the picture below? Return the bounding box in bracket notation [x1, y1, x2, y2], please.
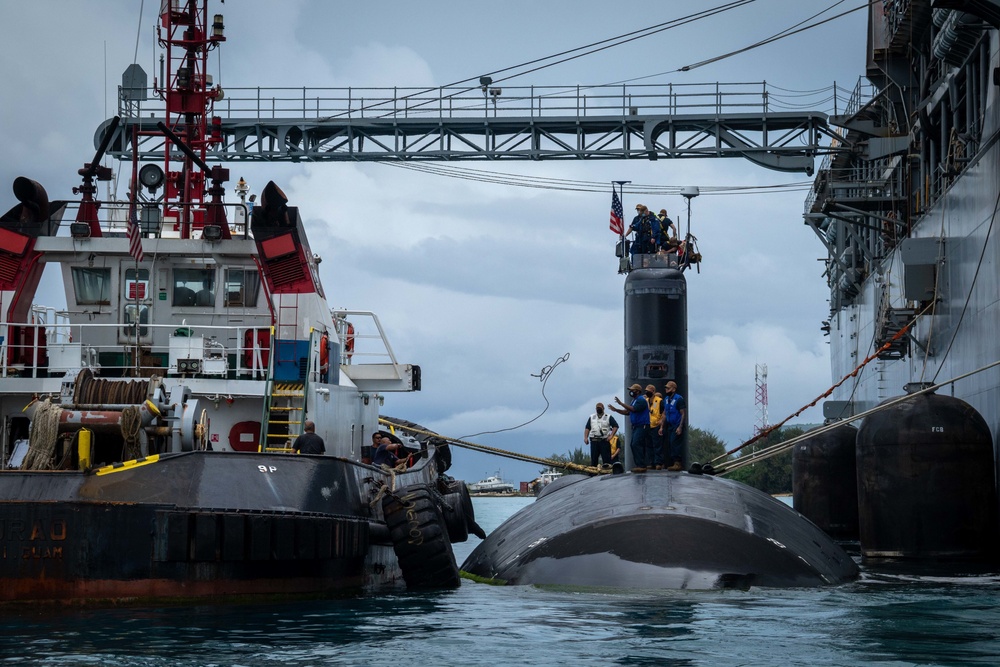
[344, 322, 355, 360]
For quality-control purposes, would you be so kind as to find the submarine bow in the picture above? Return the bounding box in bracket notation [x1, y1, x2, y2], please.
[462, 473, 858, 589]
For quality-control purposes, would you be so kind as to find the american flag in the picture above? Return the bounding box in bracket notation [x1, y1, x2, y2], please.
[127, 202, 144, 263]
[609, 190, 624, 235]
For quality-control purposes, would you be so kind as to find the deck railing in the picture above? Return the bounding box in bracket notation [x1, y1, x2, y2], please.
[123, 81, 846, 121]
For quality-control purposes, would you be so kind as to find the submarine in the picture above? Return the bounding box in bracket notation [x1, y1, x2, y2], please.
[462, 230, 858, 589]
[461, 471, 859, 589]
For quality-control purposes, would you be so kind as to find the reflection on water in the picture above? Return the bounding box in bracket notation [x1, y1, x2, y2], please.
[1, 497, 998, 666]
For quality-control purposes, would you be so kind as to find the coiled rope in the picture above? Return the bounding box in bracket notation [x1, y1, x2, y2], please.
[120, 405, 142, 460]
[74, 368, 150, 405]
[22, 399, 62, 470]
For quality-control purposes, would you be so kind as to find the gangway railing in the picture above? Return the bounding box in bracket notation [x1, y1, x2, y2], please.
[122, 81, 839, 122]
[102, 81, 853, 172]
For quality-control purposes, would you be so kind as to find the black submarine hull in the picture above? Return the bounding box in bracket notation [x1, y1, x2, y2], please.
[462, 472, 859, 589]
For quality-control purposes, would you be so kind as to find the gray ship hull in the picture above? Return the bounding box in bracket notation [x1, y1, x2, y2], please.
[810, 5, 1000, 501]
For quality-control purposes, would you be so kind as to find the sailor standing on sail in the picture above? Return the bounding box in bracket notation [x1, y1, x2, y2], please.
[627, 205, 661, 256]
[659, 381, 687, 471]
[610, 384, 652, 472]
[584, 403, 619, 467]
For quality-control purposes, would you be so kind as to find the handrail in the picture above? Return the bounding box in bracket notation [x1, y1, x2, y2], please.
[332, 310, 401, 369]
[122, 81, 847, 121]
[38, 200, 251, 239]
[0, 319, 268, 380]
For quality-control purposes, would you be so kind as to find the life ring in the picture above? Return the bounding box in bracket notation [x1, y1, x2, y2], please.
[381, 484, 461, 590]
[343, 322, 355, 360]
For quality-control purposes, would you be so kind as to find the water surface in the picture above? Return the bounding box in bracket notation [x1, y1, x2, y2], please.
[1, 496, 998, 666]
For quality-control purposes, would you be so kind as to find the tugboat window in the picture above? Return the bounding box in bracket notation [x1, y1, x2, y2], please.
[173, 268, 215, 307]
[71, 267, 111, 305]
[224, 268, 260, 307]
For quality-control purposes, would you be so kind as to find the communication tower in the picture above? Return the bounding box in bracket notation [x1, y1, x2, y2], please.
[754, 363, 769, 436]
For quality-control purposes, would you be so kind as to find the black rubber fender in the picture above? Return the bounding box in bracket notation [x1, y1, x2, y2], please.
[441, 490, 469, 543]
[441, 479, 486, 540]
[382, 484, 461, 589]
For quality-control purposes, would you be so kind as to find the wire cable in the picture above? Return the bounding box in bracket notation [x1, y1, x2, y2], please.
[679, 1, 875, 72]
[458, 353, 571, 440]
[376, 160, 812, 195]
[323, 1, 755, 121]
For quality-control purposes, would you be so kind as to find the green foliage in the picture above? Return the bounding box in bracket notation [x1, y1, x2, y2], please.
[726, 425, 806, 494]
[688, 427, 729, 465]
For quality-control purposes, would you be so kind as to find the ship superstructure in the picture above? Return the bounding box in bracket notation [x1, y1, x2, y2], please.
[800, 1, 1000, 555]
[807, 1, 1000, 447]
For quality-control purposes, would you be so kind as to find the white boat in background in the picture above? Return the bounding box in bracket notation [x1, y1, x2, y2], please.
[469, 473, 516, 495]
[528, 467, 564, 495]
[538, 468, 564, 486]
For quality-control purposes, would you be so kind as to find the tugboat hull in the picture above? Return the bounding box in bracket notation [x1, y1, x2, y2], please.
[0, 451, 445, 603]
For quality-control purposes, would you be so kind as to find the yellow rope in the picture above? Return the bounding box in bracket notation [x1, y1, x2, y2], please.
[714, 300, 937, 465]
[22, 400, 62, 470]
[120, 405, 142, 460]
[378, 417, 603, 475]
[715, 356, 1000, 475]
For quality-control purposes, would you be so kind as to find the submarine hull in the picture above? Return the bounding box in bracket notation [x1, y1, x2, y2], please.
[462, 472, 859, 589]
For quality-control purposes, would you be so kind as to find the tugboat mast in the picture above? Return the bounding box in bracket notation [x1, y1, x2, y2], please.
[154, 0, 226, 236]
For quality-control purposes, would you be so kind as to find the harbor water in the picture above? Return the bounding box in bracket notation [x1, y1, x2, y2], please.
[1, 496, 999, 666]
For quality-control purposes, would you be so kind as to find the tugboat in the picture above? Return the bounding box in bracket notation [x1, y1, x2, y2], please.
[0, 1, 477, 603]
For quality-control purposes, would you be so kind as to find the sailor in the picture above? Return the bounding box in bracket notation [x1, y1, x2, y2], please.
[292, 420, 326, 455]
[659, 381, 687, 471]
[372, 435, 402, 467]
[646, 384, 665, 469]
[657, 209, 677, 250]
[584, 402, 619, 468]
[627, 205, 660, 256]
[609, 383, 652, 472]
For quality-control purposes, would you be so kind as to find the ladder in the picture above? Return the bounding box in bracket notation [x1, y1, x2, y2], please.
[260, 378, 306, 452]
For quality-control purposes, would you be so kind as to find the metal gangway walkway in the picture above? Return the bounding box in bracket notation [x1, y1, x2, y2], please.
[100, 81, 852, 174]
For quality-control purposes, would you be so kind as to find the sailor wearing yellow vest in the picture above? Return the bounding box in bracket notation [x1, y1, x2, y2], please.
[646, 384, 665, 469]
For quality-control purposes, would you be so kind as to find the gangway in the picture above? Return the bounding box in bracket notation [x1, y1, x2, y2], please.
[100, 81, 853, 174]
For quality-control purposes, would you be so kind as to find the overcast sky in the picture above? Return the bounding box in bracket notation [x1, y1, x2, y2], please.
[0, 1, 868, 484]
